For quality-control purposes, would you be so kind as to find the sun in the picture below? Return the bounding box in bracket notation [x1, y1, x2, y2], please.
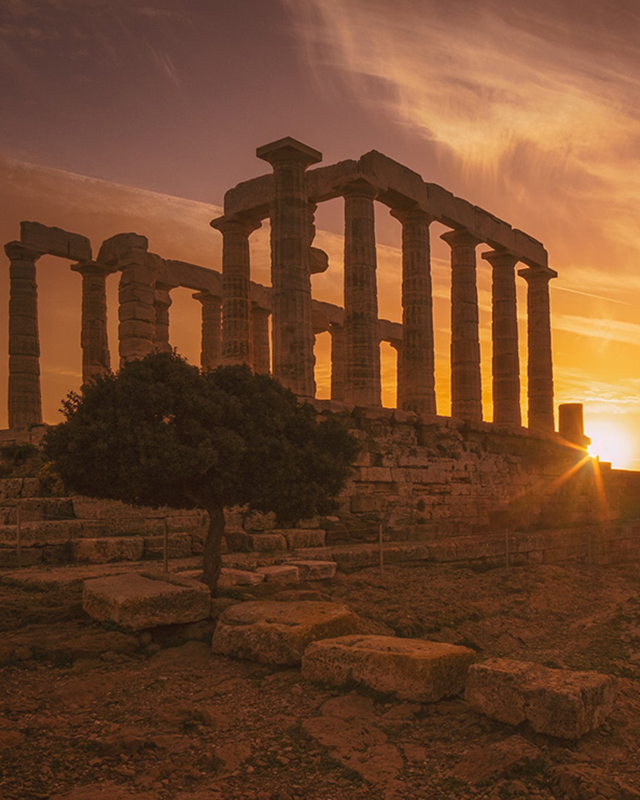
[587, 420, 635, 470]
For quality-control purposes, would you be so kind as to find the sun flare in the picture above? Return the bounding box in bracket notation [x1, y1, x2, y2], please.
[587, 420, 635, 470]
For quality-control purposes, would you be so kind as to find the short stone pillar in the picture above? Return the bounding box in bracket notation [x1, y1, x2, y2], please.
[559, 403, 588, 448]
[257, 137, 321, 398]
[6, 241, 42, 428]
[343, 178, 381, 407]
[118, 251, 158, 365]
[71, 260, 114, 384]
[392, 207, 436, 415]
[329, 323, 346, 402]
[388, 338, 404, 410]
[153, 282, 174, 354]
[251, 305, 271, 374]
[193, 291, 222, 370]
[519, 266, 557, 432]
[441, 228, 483, 422]
[211, 214, 261, 367]
[482, 249, 521, 426]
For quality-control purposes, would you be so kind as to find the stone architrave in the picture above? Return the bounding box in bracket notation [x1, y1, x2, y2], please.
[193, 291, 222, 370]
[71, 260, 115, 384]
[441, 228, 483, 422]
[342, 178, 381, 407]
[211, 214, 261, 367]
[117, 244, 159, 365]
[391, 207, 436, 415]
[518, 266, 557, 432]
[329, 323, 346, 402]
[257, 137, 321, 398]
[251, 304, 271, 374]
[153, 282, 174, 354]
[482, 249, 521, 426]
[6, 242, 43, 428]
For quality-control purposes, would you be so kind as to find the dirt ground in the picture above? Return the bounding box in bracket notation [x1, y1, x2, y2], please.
[2, 560, 640, 800]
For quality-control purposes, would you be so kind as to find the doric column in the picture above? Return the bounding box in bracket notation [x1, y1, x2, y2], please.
[519, 266, 557, 432]
[6, 242, 42, 428]
[193, 291, 222, 370]
[482, 249, 521, 426]
[329, 323, 346, 402]
[118, 252, 157, 365]
[441, 228, 483, 422]
[342, 179, 381, 407]
[153, 282, 173, 354]
[71, 260, 114, 384]
[388, 338, 404, 410]
[257, 137, 321, 398]
[211, 214, 261, 367]
[391, 207, 436, 415]
[251, 305, 271, 374]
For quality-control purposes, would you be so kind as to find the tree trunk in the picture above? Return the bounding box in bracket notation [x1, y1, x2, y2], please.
[202, 504, 225, 596]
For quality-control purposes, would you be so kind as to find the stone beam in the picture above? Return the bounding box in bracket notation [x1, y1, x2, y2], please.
[21, 221, 92, 262]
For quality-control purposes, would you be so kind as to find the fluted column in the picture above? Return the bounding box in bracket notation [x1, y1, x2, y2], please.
[251, 305, 271, 374]
[257, 137, 321, 398]
[6, 242, 42, 428]
[71, 260, 114, 384]
[153, 282, 173, 354]
[211, 214, 261, 367]
[343, 179, 381, 407]
[391, 207, 436, 415]
[482, 249, 521, 425]
[118, 254, 157, 365]
[193, 291, 222, 370]
[519, 266, 557, 432]
[441, 228, 483, 422]
[329, 323, 346, 402]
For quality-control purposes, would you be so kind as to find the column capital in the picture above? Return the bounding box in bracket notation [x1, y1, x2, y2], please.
[481, 249, 520, 269]
[256, 136, 322, 168]
[193, 290, 221, 305]
[390, 206, 434, 226]
[210, 213, 261, 236]
[440, 228, 482, 249]
[5, 241, 42, 262]
[518, 265, 558, 283]
[71, 259, 117, 278]
[339, 177, 378, 201]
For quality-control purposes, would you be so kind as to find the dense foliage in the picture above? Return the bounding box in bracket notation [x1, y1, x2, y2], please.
[44, 353, 358, 591]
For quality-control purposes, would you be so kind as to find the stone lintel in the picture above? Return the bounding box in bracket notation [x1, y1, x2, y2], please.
[257, 136, 322, 167]
[20, 221, 92, 262]
[97, 233, 149, 266]
[162, 259, 221, 295]
[380, 320, 403, 343]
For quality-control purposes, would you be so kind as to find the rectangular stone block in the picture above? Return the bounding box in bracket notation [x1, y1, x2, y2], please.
[287, 560, 337, 580]
[303, 635, 475, 702]
[21, 221, 92, 261]
[281, 529, 326, 549]
[143, 532, 192, 559]
[465, 658, 617, 740]
[0, 520, 83, 546]
[224, 531, 287, 553]
[83, 571, 211, 630]
[73, 537, 144, 564]
[255, 565, 300, 584]
[217, 568, 266, 587]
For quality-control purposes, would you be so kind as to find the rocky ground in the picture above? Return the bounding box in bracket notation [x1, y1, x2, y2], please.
[2, 560, 640, 800]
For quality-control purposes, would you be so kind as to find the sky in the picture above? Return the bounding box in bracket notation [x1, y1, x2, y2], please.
[1, 0, 639, 468]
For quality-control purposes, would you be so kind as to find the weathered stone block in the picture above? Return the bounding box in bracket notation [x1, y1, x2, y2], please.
[21, 221, 92, 261]
[465, 658, 617, 739]
[13, 498, 75, 522]
[143, 532, 192, 559]
[302, 635, 475, 702]
[83, 571, 211, 630]
[255, 564, 300, 584]
[73, 537, 144, 564]
[224, 531, 286, 552]
[217, 568, 266, 587]
[0, 546, 42, 568]
[97, 232, 148, 265]
[288, 560, 337, 580]
[281, 529, 326, 549]
[211, 601, 360, 665]
[0, 520, 82, 546]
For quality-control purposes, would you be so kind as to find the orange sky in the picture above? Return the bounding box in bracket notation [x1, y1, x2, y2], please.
[1, 0, 639, 468]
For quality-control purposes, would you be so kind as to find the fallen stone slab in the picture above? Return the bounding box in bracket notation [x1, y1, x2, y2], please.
[73, 537, 144, 564]
[217, 568, 266, 587]
[465, 658, 617, 740]
[288, 560, 337, 580]
[83, 571, 211, 631]
[452, 735, 542, 786]
[255, 564, 300, 584]
[302, 635, 475, 702]
[211, 600, 360, 665]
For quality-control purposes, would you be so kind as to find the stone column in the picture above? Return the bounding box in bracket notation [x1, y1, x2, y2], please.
[153, 282, 173, 354]
[329, 323, 346, 402]
[343, 179, 381, 407]
[519, 266, 557, 432]
[391, 207, 436, 415]
[482, 249, 521, 426]
[441, 228, 483, 422]
[118, 253, 157, 364]
[211, 214, 261, 367]
[71, 260, 114, 384]
[251, 305, 271, 374]
[257, 137, 321, 398]
[193, 291, 222, 370]
[6, 242, 42, 428]
[388, 338, 404, 411]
